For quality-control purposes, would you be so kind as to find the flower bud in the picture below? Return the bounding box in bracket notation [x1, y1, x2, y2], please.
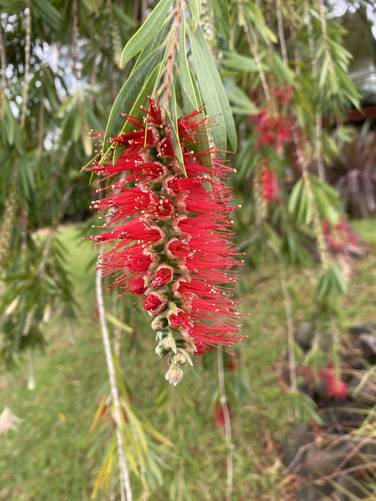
[155, 343, 170, 357]
[172, 349, 191, 367]
[151, 314, 167, 331]
[150, 265, 174, 289]
[144, 292, 166, 315]
[165, 364, 183, 386]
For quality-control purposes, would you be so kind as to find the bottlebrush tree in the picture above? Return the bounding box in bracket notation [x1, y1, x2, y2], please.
[86, 2, 360, 495]
[0, 0, 365, 499]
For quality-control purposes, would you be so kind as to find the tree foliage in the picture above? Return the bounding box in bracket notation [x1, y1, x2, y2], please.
[0, 0, 369, 498]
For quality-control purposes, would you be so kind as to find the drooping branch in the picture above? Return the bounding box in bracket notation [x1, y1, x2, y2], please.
[95, 263, 133, 501]
[71, 0, 79, 81]
[275, 0, 288, 65]
[158, 0, 184, 109]
[20, 0, 31, 127]
[0, 22, 7, 90]
[278, 263, 298, 393]
[217, 347, 234, 501]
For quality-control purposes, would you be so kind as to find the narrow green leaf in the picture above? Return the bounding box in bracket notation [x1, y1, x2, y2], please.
[188, 0, 201, 26]
[271, 52, 294, 84]
[103, 46, 164, 151]
[246, 4, 276, 43]
[288, 179, 303, 216]
[212, 0, 230, 40]
[189, 27, 237, 152]
[33, 0, 62, 31]
[119, 0, 172, 69]
[166, 86, 186, 176]
[106, 313, 133, 333]
[226, 81, 258, 114]
[178, 19, 200, 112]
[223, 51, 260, 73]
[111, 64, 161, 165]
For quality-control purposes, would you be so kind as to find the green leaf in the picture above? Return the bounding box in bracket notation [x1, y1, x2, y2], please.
[178, 20, 214, 173]
[119, 0, 172, 69]
[223, 51, 261, 73]
[288, 179, 303, 216]
[111, 63, 161, 164]
[72, 109, 82, 143]
[188, 0, 201, 26]
[246, 4, 276, 43]
[178, 19, 200, 112]
[33, 0, 62, 31]
[226, 81, 258, 115]
[106, 313, 133, 333]
[271, 52, 294, 84]
[189, 27, 237, 152]
[1, 97, 17, 146]
[331, 264, 347, 295]
[166, 86, 186, 176]
[212, 0, 230, 40]
[103, 46, 164, 151]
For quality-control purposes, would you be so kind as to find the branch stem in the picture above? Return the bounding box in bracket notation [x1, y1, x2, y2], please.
[217, 347, 234, 501]
[95, 264, 133, 501]
[275, 0, 288, 65]
[278, 264, 298, 392]
[20, 1, 31, 127]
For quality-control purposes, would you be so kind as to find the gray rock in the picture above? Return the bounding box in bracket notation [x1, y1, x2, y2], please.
[358, 333, 376, 361]
[281, 424, 313, 467]
[295, 322, 315, 352]
[320, 401, 369, 430]
[297, 441, 352, 478]
[296, 484, 333, 500]
[349, 323, 376, 337]
[337, 475, 373, 500]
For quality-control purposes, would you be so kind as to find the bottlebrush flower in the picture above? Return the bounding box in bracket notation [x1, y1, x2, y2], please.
[272, 84, 293, 104]
[253, 111, 292, 151]
[88, 98, 242, 384]
[320, 362, 348, 400]
[261, 165, 279, 202]
[322, 220, 364, 258]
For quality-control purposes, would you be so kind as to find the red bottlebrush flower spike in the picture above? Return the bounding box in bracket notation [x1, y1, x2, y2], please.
[320, 362, 348, 400]
[322, 219, 364, 258]
[253, 111, 292, 151]
[261, 165, 279, 202]
[89, 98, 242, 384]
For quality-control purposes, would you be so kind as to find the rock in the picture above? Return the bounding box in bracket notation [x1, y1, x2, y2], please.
[296, 484, 333, 500]
[319, 401, 369, 430]
[358, 334, 376, 361]
[337, 475, 373, 500]
[295, 322, 314, 352]
[349, 323, 376, 337]
[281, 424, 314, 467]
[314, 380, 332, 402]
[297, 441, 352, 478]
[350, 358, 368, 370]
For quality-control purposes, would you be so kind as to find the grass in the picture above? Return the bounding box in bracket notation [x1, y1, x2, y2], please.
[0, 220, 375, 500]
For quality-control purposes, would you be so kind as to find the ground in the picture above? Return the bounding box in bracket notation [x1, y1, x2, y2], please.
[0, 220, 375, 501]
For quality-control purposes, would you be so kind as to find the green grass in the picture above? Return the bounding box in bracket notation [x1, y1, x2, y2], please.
[0, 220, 375, 500]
